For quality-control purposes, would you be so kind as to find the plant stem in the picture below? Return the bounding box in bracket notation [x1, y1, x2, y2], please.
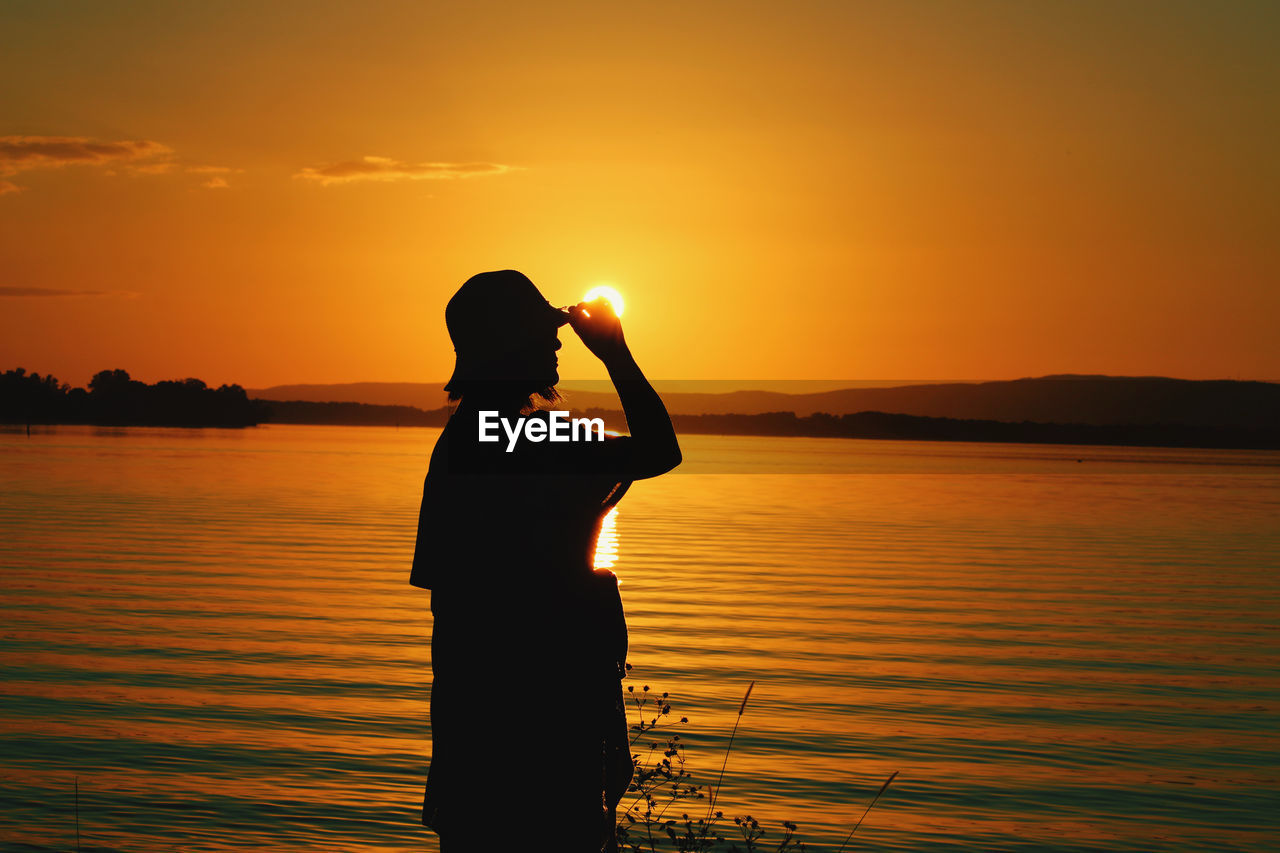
[836, 770, 898, 852]
[704, 681, 754, 828]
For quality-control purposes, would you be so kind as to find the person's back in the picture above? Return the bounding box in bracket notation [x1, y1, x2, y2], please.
[421, 408, 627, 676]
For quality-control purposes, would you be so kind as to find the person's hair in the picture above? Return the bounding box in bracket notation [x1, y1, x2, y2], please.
[444, 335, 563, 409]
[446, 382, 562, 411]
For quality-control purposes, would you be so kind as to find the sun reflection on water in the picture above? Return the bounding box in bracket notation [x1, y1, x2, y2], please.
[593, 506, 620, 570]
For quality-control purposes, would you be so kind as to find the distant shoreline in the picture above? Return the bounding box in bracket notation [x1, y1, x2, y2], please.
[5, 370, 1278, 450]
[8, 401, 1275, 451]
[255, 400, 1280, 451]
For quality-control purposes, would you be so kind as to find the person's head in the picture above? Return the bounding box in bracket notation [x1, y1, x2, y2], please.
[443, 270, 569, 406]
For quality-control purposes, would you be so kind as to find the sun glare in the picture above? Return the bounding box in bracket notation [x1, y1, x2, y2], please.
[582, 285, 625, 317]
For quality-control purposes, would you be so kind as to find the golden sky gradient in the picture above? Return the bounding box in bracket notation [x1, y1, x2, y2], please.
[1, 1, 1277, 388]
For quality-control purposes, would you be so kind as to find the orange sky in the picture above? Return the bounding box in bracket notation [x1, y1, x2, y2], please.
[1, 1, 1277, 388]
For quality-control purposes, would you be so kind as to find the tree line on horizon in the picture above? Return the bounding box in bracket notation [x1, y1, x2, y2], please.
[260, 399, 1280, 449]
[0, 368, 266, 427]
[655, 409, 1280, 450]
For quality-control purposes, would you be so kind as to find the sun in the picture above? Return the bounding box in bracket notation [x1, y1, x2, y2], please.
[582, 285, 625, 317]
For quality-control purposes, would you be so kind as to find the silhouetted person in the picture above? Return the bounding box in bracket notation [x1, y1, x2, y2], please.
[411, 270, 681, 852]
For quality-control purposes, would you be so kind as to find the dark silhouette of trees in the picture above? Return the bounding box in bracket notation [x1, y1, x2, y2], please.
[1, 368, 265, 427]
[570, 407, 1280, 450]
[0, 369, 74, 423]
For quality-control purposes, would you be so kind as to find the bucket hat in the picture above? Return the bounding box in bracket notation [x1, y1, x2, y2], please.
[444, 270, 570, 393]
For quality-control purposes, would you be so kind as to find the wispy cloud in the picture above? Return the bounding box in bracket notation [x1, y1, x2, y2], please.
[186, 165, 238, 189]
[125, 162, 176, 176]
[295, 155, 515, 186]
[0, 136, 173, 178]
[0, 286, 141, 298]
[0, 136, 240, 192]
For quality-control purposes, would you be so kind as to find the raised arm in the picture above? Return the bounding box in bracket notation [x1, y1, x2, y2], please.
[568, 299, 682, 480]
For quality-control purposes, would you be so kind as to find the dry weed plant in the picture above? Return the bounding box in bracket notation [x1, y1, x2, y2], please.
[616, 673, 895, 852]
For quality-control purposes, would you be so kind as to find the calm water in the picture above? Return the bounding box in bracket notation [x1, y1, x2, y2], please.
[1, 425, 1278, 852]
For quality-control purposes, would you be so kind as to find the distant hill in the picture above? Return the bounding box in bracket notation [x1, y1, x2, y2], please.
[249, 376, 1280, 429]
[773, 376, 1280, 428]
